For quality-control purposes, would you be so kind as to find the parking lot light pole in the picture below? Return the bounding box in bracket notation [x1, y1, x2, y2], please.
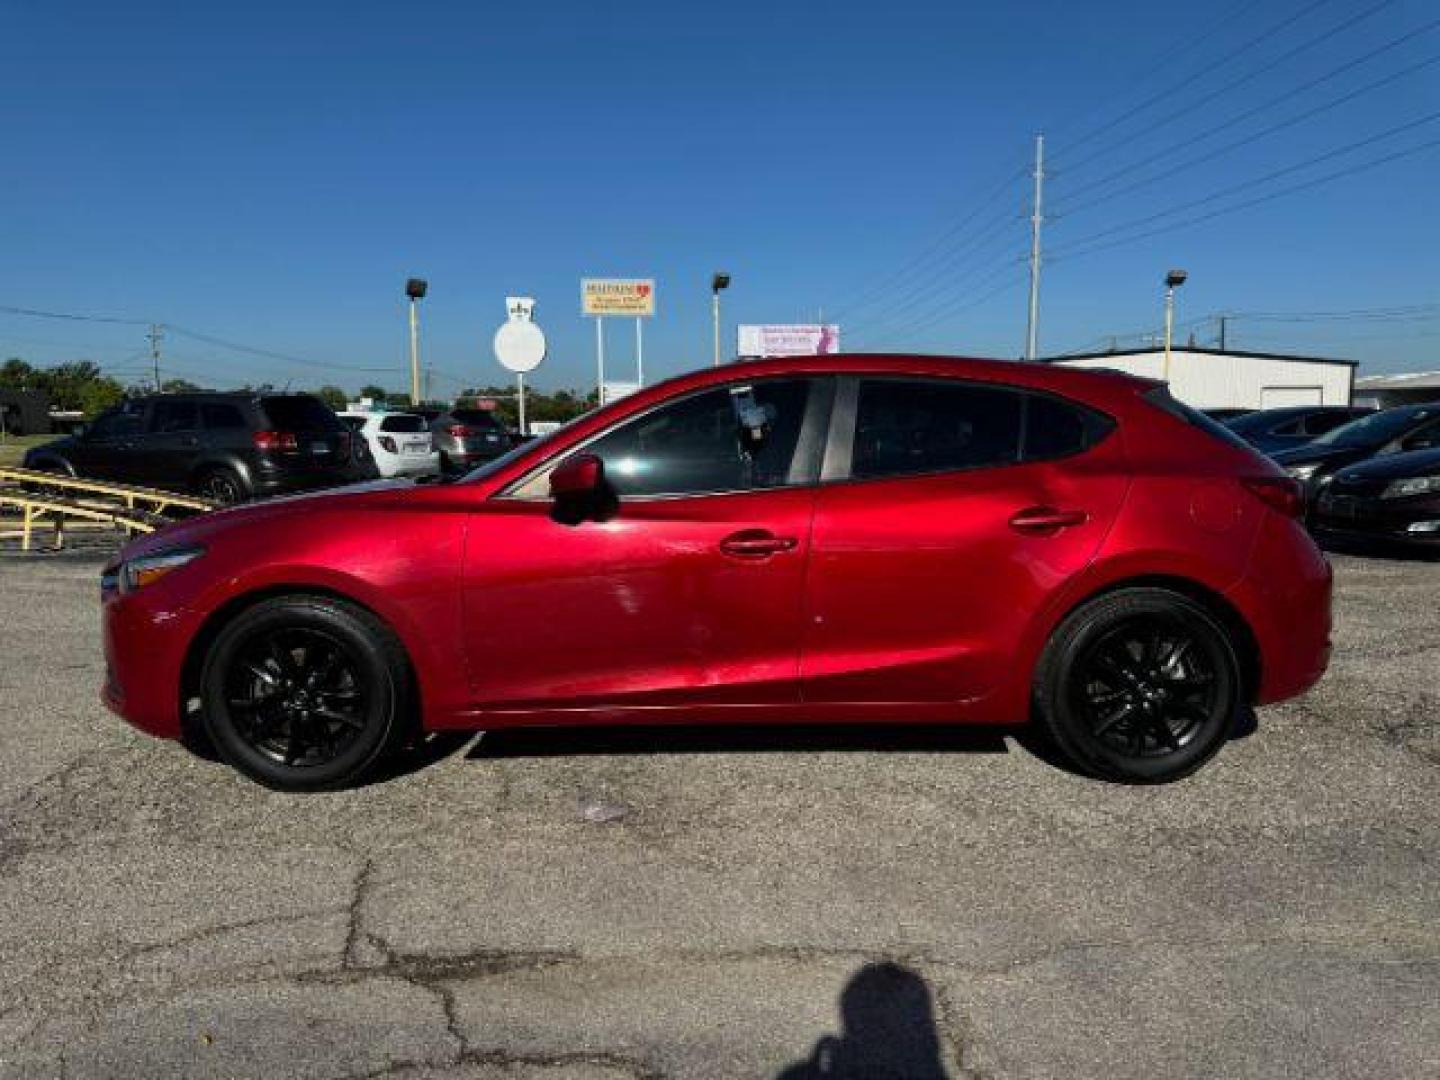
[711, 272, 730, 366]
[1163, 269, 1187, 382]
[406, 278, 428, 406]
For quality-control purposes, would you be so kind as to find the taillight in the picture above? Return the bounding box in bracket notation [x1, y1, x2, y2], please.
[1242, 476, 1305, 518]
[447, 424, 473, 437]
[378, 435, 397, 453]
[253, 430, 298, 452]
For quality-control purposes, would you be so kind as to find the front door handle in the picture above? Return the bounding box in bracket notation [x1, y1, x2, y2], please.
[719, 529, 798, 558]
[1009, 506, 1089, 534]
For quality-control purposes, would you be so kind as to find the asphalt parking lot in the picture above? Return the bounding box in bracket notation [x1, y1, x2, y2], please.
[0, 551, 1437, 1079]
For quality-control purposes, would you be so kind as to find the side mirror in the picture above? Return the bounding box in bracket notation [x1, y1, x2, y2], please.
[548, 453, 615, 525]
[550, 453, 604, 498]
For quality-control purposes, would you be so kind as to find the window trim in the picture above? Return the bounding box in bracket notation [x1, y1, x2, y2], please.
[822, 375, 1113, 485]
[497, 375, 835, 502]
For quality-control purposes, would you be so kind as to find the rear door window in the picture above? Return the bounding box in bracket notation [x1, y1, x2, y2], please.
[147, 400, 199, 433]
[260, 395, 343, 432]
[851, 379, 1022, 480]
[201, 402, 247, 430]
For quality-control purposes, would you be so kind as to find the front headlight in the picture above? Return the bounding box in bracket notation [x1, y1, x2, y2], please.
[1382, 475, 1440, 500]
[1286, 463, 1322, 482]
[120, 546, 206, 593]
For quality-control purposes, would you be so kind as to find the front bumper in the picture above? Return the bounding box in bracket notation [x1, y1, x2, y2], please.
[100, 585, 199, 740]
[1312, 490, 1440, 545]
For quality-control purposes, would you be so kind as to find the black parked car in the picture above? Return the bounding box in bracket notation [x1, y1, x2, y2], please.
[23, 392, 357, 503]
[1312, 446, 1440, 547]
[1222, 405, 1375, 456]
[1271, 403, 1440, 498]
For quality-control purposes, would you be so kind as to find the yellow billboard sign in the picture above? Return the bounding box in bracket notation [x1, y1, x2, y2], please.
[582, 279, 656, 317]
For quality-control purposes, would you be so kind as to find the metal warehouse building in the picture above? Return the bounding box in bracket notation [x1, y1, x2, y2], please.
[1048, 346, 1355, 410]
[1352, 370, 1440, 409]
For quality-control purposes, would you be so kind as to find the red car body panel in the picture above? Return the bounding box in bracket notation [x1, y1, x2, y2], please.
[100, 354, 1332, 743]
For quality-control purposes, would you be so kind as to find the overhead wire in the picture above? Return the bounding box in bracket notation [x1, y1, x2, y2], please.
[1052, 25, 1440, 217]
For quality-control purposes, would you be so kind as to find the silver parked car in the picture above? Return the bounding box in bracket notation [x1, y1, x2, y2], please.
[430, 407, 511, 473]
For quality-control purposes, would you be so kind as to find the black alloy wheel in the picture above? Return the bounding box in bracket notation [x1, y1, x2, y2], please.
[197, 468, 246, 505]
[201, 596, 413, 791]
[1033, 588, 1241, 783]
[1071, 618, 1219, 759]
[225, 627, 368, 768]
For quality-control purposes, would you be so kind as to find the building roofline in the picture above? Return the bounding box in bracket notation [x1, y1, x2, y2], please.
[1046, 345, 1357, 368]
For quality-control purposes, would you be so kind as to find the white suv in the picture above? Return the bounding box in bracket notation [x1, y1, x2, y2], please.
[338, 412, 440, 479]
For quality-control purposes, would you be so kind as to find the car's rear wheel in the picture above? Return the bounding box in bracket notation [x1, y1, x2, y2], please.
[1033, 588, 1241, 784]
[195, 467, 247, 505]
[199, 596, 413, 791]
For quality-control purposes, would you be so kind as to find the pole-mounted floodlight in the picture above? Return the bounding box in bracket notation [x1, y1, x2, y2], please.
[406, 278, 428, 404]
[1163, 269, 1188, 380]
[711, 273, 730, 366]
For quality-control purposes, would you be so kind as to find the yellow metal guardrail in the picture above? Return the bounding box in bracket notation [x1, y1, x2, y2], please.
[0, 466, 216, 551]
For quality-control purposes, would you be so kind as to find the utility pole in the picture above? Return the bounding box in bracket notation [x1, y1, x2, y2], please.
[1024, 133, 1045, 362]
[147, 324, 164, 391]
[1218, 315, 1228, 351]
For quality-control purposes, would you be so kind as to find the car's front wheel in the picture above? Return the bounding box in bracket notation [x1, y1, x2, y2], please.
[1032, 587, 1242, 784]
[199, 596, 413, 791]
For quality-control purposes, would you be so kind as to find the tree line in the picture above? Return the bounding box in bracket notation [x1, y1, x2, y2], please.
[0, 357, 599, 428]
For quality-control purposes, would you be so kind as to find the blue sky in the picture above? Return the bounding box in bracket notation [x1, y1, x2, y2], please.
[2, 0, 1437, 394]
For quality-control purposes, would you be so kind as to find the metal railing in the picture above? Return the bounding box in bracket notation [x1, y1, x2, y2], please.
[0, 467, 215, 551]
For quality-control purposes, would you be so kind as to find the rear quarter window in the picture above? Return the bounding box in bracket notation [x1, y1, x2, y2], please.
[1022, 394, 1113, 461]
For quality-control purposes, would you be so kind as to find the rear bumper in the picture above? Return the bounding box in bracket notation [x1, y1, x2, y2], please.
[250, 467, 351, 497]
[100, 587, 196, 740]
[1226, 512, 1334, 705]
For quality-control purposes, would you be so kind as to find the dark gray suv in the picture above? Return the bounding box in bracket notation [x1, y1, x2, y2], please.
[23, 392, 357, 503]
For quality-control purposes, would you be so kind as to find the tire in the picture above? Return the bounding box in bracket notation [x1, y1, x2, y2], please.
[1032, 588, 1241, 784]
[199, 596, 414, 792]
[195, 467, 247, 505]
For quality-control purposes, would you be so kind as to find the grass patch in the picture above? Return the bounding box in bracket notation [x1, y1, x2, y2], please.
[0, 434, 51, 467]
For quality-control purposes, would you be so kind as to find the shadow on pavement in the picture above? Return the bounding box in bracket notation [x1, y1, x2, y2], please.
[777, 962, 950, 1079]
[1317, 534, 1440, 563]
[468, 722, 1014, 760]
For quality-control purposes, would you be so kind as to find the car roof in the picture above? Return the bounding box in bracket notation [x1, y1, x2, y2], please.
[625, 353, 1158, 409]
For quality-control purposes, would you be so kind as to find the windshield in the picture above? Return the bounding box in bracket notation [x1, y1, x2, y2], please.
[1312, 406, 1432, 449]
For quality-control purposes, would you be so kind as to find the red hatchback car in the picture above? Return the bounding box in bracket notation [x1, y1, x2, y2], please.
[101, 355, 1332, 791]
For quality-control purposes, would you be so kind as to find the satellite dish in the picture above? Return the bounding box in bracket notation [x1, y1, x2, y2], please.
[494, 296, 546, 373]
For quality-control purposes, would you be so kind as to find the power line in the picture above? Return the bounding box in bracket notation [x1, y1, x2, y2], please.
[1047, 0, 1341, 168]
[0, 304, 151, 326]
[1049, 112, 1440, 259]
[1054, 0, 1398, 179]
[827, 161, 1028, 322]
[1052, 23, 1440, 217]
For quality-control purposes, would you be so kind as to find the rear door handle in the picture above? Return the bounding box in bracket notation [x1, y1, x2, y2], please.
[1009, 506, 1089, 533]
[719, 529, 799, 558]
